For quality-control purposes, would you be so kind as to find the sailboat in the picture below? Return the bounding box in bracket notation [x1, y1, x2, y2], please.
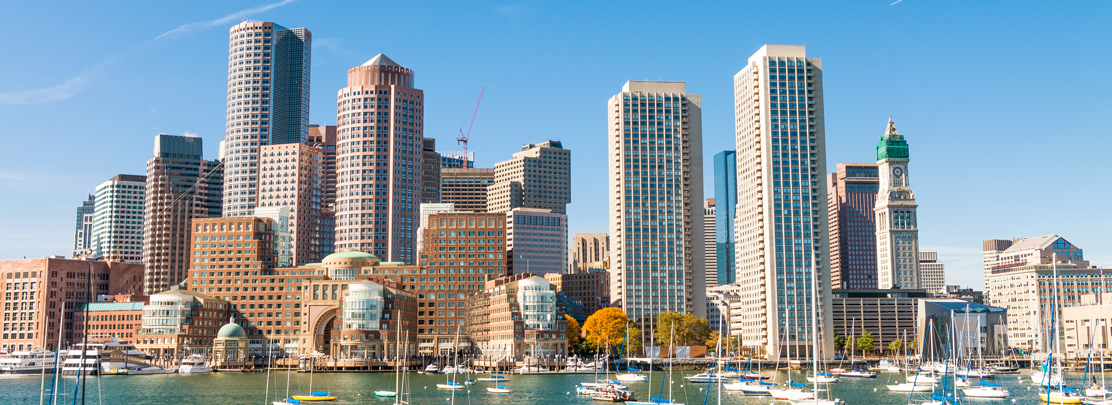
[627, 324, 684, 405]
[840, 318, 875, 378]
[1040, 258, 1084, 404]
[616, 322, 648, 382]
[789, 254, 842, 405]
[769, 323, 816, 401]
[962, 315, 1009, 399]
[291, 355, 337, 402]
[1088, 272, 1111, 401]
[376, 320, 405, 397]
[436, 328, 464, 390]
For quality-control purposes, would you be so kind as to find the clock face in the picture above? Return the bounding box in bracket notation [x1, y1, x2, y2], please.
[893, 167, 903, 177]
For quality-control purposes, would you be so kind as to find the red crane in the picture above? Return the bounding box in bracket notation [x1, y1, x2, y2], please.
[457, 86, 485, 156]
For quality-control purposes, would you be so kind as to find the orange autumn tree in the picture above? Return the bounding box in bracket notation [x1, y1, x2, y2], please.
[583, 307, 642, 355]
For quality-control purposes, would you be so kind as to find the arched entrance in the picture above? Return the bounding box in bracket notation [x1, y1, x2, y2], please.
[305, 305, 339, 356]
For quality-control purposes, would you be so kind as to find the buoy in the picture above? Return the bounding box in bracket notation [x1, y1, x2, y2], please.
[873, 388, 877, 391]
[1012, 400, 1017, 403]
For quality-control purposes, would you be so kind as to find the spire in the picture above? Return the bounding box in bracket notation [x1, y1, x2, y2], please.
[877, 116, 909, 161]
[885, 116, 898, 136]
[362, 53, 400, 67]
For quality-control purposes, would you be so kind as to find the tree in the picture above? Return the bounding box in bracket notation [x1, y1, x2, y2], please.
[833, 331, 846, 352]
[654, 311, 712, 347]
[583, 308, 636, 354]
[706, 331, 721, 350]
[888, 339, 903, 353]
[856, 330, 876, 353]
[566, 315, 585, 353]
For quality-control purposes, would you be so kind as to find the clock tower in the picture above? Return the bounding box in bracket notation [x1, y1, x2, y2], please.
[874, 117, 921, 289]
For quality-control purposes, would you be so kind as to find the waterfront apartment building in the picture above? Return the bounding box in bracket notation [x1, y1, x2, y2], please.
[983, 234, 1097, 351]
[918, 251, 945, 293]
[257, 142, 331, 264]
[712, 151, 737, 286]
[90, 175, 147, 263]
[875, 118, 921, 289]
[704, 199, 717, 287]
[134, 288, 230, 358]
[72, 195, 96, 258]
[607, 80, 706, 323]
[0, 258, 144, 353]
[731, 45, 833, 358]
[506, 208, 567, 276]
[490, 141, 571, 214]
[545, 269, 610, 317]
[571, 233, 609, 273]
[422, 138, 442, 203]
[440, 168, 494, 212]
[827, 163, 879, 289]
[222, 21, 312, 217]
[143, 134, 223, 294]
[468, 274, 568, 357]
[72, 300, 146, 345]
[333, 53, 424, 264]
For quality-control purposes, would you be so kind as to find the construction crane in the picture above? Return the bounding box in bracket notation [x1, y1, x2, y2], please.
[457, 86, 485, 156]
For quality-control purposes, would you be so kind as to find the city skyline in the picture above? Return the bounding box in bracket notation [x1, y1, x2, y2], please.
[4, 2, 1112, 289]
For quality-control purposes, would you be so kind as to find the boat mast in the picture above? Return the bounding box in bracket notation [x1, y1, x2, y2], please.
[810, 248, 819, 404]
[395, 313, 402, 400]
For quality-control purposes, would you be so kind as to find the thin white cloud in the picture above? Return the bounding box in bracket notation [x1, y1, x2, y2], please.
[0, 62, 107, 105]
[183, 131, 199, 138]
[156, 0, 300, 40]
[890, 0, 905, 5]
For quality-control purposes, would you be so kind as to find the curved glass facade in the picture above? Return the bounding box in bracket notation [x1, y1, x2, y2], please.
[329, 267, 357, 280]
[517, 278, 556, 330]
[341, 282, 383, 331]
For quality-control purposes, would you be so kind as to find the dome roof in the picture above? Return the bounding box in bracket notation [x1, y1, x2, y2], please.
[217, 322, 246, 338]
[323, 251, 379, 261]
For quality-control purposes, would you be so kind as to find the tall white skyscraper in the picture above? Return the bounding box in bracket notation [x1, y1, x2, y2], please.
[90, 175, 147, 263]
[607, 81, 706, 324]
[874, 118, 920, 289]
[732, 45, 833, 358]
[222, 21, 311, 217]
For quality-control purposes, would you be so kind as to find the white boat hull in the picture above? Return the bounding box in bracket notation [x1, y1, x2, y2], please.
[963, 387, 1009, 398]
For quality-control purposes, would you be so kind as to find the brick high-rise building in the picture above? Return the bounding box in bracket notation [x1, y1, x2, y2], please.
[222, 21, 311, 217]
[731, 45, 833, 358]
[607, 81, 706, 323]
[506, 208, 567, 276]
[441, 168, 494, 212]
[72, 195, 96, 258]
[490, 141, 571, 214]
[334, 54, 424, 263]
[0, 258, 144, 353]
[90, 175, 147, 263]
[257, 142, 330, 264]
[570, 233, 608, 273]
[143, 134, 223, 294]
[421, 138, 442, 203]
[827, 163, 879, 289]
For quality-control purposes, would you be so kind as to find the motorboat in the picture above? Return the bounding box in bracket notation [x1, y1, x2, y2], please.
[0, 349, 55, 374]
[839, 367, 876, 378]
[423, 363, 439, 374]
[477, 375, 510, 382]
[886, 383, 934, 392]
[61, 337, 149, 375]
[963, 386, 1010, 398]
[486, 385, 512, 393]
[957, 368, 996, 379]
[178, 354, 212, 374]
[1040, 390, 1084, 404]
[723, 381, 772, 395]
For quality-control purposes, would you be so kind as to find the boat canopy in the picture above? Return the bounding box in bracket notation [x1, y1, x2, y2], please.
[981, 381, 998, 387]
[759, 381, 777, 386]
[629, 367, 641, 371]
[932, 394, 947, 401]
[496, 385, 507, 389]
[790, 381, 807, 387]
[286, 399, 301, 405]
[650, 397, 674, 403]
[311, 391, 330, 396]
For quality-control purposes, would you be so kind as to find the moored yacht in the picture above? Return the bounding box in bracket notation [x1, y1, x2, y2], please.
[178, 354, 212, 374]
[0, 349, 55, 374]
[61, 337, 153, 375]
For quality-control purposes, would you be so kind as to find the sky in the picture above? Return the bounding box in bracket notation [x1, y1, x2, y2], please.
[1, 1, 1110, 289]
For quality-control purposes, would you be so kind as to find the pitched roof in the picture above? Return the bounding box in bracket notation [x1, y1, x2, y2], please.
[1003, 234, 1059, 252]
[362, 53, 400, 67]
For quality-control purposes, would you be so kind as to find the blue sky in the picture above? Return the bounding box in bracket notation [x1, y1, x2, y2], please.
[2, 1, 1110, 289]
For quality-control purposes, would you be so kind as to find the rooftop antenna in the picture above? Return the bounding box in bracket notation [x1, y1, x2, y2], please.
[457, 86, 485, 157]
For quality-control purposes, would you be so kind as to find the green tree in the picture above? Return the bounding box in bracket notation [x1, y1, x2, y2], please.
[833, 331, 846, 352]
[888, 339, 903, 353]
[654, 311, 712, 347]
[856, 330, 876, 353]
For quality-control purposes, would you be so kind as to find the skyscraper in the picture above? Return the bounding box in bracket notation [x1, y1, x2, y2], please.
[143, 134, 223, 294]
[421, 138, 442, 203]
[440, 168, 494, 212]
[90, 175, 147, 263]
[506, 208, 567, 276]
[489, 141, 571, 214]
[704, 199, 717, 287]
[571, 233, 609, 273]
[72, 194, 95, 258]
[307, 124, 337, 208]
[827, 163, 879, 289]
[917, 251, 945, 293]
[607, 80, 705, 323]
[222, 21, 311, 217]
[731, 45, 832, 358]
[712, 150, 736, 285]
[874, 118, 920, 289]
[256, 142, 329, 264]
[334, 54, 424, 263]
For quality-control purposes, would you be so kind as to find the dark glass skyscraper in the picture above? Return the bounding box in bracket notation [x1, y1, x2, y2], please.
[713, 150, 736, 285]
[827, 163, 879, 289]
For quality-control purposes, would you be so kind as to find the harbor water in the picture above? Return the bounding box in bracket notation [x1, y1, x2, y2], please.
[0, 369, 1086, 405]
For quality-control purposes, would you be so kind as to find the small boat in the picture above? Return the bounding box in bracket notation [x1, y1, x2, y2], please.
[423, 364, 440, 374]
[373, 391, 396, 397]
[290, 392, 336, 402]
[684, 371, 731, 383]
[616, 372, 648, 382]
[274, 399, 302, 405]
[740, 371, 771, 380]
[887, 383, 934, 392]
[1087, 385, 1109, 398]
[178, 354, 212, 374]
[477, 375, 510, 382]
[768, 388, 815, 401]
[839, 366, 876, 378]
[806, 374, 839, 383]
[963, 386, 1010, 398]
[486, 384, 512, 393]
[437, 382, 464, 390]
[957, 368, 996, 379]
[909, 374, 939, 384]
[723, 381, 773, 395]
[955, 378, 971, 388]
[1041, 390, 1084, 404]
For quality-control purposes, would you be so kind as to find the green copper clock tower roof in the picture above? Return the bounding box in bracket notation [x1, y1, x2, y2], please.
[876, 116, 909, 162]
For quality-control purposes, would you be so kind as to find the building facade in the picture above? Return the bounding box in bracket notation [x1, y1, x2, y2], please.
[830, 288, 929, 355]
[439, 151, 474, 169]
[571, 233, 609, 273]
[143, 134, 223, 294]
[72, 195, 96, 258]
[875, 118, 920, 289]
[90, 175, 147, 263]
[918, 251, 945, 293]
[704, 199, 717, 287]
[607, 80, 706, 323]
[222, 21, 312, 217]
[918, 299, 1009, 356]
[421, 138, 442, 203]
[712, 150, 736, 286]
[333, 53, 424, 264]
[0, 258, 144, 353]
[135, 288, 230, 358]
[468, 274, 567, 357]
[417, 203, 456, 253]
[827, 163, 879, 289]
[731, 45, 833, 358]
[307, 125, 338, 208]
[506, 208, 567, 276]
[257, 142, 330, 264]
[545, 270, 609, 318]
[490, 141, 571, 214]
[440, 168, 494, 212]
